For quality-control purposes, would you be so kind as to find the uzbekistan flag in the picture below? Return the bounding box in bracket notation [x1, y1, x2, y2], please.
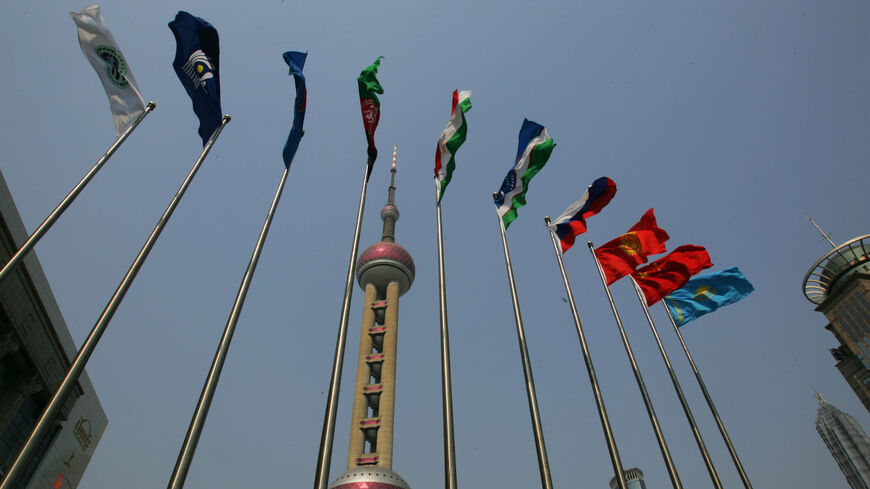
[435, 90, 472, 203]
[494, 119, 556, 229]
[547, 177, 617, 253]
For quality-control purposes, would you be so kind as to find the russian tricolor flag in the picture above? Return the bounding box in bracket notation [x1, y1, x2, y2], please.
[548, 177, 617, 253]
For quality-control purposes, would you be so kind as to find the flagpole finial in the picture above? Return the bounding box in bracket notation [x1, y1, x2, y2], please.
[492, 192, 499, 199]
[147, 101, 157, 110]
[222, 114, 232, 123]
[587, 241, 594, 249]
[544, 216, 551, 225]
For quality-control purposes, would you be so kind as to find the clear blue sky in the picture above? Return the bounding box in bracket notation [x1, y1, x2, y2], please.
[1, 1, 869, 488]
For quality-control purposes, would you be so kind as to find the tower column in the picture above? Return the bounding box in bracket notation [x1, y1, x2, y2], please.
[347, 283, 378, 469]
[376, 281, 400, 468]
[329, 146, 414, 489]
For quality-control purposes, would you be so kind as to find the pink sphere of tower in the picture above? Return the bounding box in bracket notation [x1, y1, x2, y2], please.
[329, 467, 411, 489]
[356, 241, 415, 296]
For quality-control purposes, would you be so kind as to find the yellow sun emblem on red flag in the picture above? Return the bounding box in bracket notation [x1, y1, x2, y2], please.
[635, 263, 663, 279]
[617, 232, 642, 257]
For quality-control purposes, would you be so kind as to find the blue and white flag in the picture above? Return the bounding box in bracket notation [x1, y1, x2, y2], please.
[493, 119, 555, 229]
[547, 177, 616, 253]
[169, 11, 221, 145]
[664, 266, 755, 327]
[71, 4, 145, 136]
[282, 51, 307, 168]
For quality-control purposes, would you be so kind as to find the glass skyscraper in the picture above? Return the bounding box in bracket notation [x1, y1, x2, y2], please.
[816, 394, 870, 489]
[804, 234, 870, 412]
[609, 467, 647, 489]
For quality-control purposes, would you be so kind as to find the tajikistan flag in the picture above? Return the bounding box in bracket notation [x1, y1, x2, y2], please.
[435, 90, 472, 203]
[494, 119, 555, 228]
[70, 4, 146, 136]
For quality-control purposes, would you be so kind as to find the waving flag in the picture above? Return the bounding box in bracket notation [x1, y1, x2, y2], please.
[282, 51, 307, 168]
[435, 90, 472, 203]
[358, 56, 384, 175]
[632, 245, 713, 306]
[665, 267, 755, 327]
[494, 119, 556, 229]
[548, 177, 617, 253]
[70, 4, 146, 136]
[595, 209, 669, 285]
[169, 11, 222, 145]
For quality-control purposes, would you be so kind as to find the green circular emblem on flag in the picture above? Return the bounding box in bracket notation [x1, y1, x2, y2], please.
[95, 45, 129, 89]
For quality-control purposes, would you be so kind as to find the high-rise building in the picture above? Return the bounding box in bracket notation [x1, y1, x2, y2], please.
[803, 233, 870, 412]
[815, 393, 870, 489]
[0, 171, 106, 489]
[329, 151, 415, 489]
[609, 467, 647, 489]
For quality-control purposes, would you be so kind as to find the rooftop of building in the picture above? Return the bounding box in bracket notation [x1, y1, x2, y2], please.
[803, 233, 870, 305]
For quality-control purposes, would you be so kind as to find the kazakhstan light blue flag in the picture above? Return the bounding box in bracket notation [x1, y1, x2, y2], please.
[664, 267, 754, 327]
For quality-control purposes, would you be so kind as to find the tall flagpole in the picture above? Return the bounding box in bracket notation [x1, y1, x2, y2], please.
[436, 196, 458, 489]
[0, 102, 156, 283]
[586, 241, 683, 489]
[663, 303, 754, 489]
[544, 218, 627, 489]
[495, 200, 553, 489]
[0, 115, 230, 489]
[313, 158, 373, 489]
[167, 164, 291, 489]
[629, 278, 723, 489]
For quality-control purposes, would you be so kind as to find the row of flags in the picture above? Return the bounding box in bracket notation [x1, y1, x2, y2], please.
[427, 70, 757, 487]
[0, 7, 314, 489]
[63, 4, 759, 488]
[430, 89, 755, 325]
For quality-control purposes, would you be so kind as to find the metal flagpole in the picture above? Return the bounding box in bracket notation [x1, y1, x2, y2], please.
[629, 278, 723, 489]
[544, 218, 627, 489]
[167, 164, 291, 489]
[313, 159, 373, 489]
[0, 102, 156, 283]
[663, 303, 754, 489]
[586, 241, 683, 489]
[436, 198, 458, 489]
[0, 115, 230, 489]
[494, 201, 553, 489]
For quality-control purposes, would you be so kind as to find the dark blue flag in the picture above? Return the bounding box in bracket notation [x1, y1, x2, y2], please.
[169, 11, 221, 145]
[282, 51, 307, 168]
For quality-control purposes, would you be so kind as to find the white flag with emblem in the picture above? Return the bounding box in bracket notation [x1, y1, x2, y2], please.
[70, 4, 145, 135]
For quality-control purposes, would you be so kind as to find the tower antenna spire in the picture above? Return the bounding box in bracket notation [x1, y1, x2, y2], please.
[381, 144, 399, 242]
[808, 216, 836, 249]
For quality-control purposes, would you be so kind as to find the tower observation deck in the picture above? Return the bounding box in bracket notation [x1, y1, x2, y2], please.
[329, 146, 415, 489]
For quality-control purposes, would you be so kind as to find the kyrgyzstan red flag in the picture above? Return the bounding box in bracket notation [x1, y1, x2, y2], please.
[632, 245, 713, 306]
[595, 209, 669, 285]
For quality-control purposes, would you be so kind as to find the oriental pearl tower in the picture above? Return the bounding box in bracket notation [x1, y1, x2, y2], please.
[329, 145, 415, 489]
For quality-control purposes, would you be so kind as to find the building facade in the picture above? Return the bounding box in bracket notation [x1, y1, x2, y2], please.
[804, 234, 870, 413]
[0, 172, 106, 489]
[816, 394, 870, 489]
[609, 467, 647, 489]
[329, 150, 415, 489]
